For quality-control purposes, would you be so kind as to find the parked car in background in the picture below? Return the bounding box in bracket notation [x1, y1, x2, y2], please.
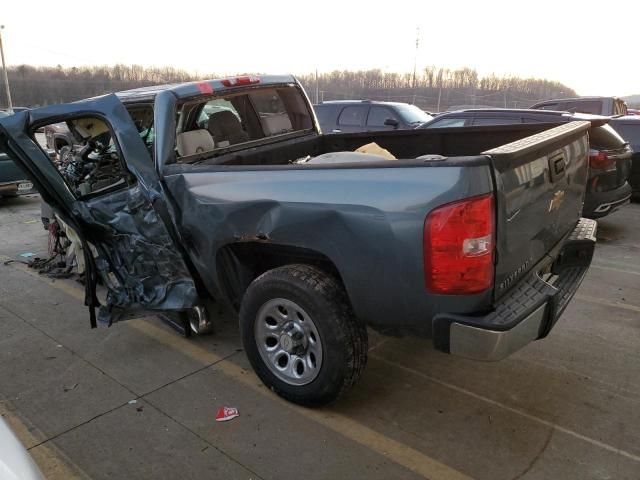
[44, 122, 75, 155]
[419, 108, 633, 218]
[0, 107, 30, 114]
[609, 115, 640, 199]
[530, 96, 628, 116]
[0, 110, 37, 197]
[313, 100, 433, 133]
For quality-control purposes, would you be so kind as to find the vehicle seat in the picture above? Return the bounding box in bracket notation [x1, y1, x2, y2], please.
[261, 114, 293, 136]
[176, 129, 215, 157]
[207, 111, 249, 147]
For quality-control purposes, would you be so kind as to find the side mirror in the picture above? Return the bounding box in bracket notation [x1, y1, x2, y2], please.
[384, 118, 399, 128]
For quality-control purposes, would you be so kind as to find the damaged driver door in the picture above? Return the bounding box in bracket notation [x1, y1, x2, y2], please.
[0, 94, 199, 326]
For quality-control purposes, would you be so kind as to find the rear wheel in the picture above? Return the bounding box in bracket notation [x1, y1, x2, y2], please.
[240, 264, 367, 406]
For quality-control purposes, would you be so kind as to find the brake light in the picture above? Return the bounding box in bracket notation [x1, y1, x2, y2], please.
[589, 150, 615, 169]
[221, 76, 260, 87]
[424, 194, 494, 294]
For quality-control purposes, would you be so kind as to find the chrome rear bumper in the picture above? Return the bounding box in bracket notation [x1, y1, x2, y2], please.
[433, 218, 597, 361]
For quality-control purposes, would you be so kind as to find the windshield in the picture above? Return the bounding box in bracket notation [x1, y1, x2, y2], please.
[394, 104, 433, 124]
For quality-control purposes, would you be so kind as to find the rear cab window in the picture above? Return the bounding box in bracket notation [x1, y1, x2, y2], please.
[175, 85, 313, 162]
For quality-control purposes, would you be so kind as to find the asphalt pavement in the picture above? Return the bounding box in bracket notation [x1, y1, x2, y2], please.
[1, 194, 639, 480]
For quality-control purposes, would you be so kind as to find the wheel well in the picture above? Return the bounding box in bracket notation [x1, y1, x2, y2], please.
[216, 242, 345, 309]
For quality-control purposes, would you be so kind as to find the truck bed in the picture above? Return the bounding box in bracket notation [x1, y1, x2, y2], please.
[161, 121, 590, 334]
[176, 122, 561, 169]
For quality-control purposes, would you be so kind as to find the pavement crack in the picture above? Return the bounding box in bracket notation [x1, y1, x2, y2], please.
[137, 349, 243, 398]
[26, 400, 133, 451]
[510, 428, 554, 480]
[142, 396, 266, 480]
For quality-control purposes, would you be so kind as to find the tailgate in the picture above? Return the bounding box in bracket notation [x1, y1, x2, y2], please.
[484, 121, 591, 300]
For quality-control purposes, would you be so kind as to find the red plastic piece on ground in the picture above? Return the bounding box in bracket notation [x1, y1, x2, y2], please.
[215, 406, 240, 422]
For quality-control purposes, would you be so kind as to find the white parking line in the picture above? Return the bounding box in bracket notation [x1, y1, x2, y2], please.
[575, 294, 640, 314]
[591, 264, 640, 277]
[372, 355, 640, 464]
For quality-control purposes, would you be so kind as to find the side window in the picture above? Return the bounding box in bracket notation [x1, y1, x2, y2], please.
[537, 103, 559, 111]
[472, 117, 521, 126]
[38, 117, 131, 198]
[424, 117, 467, 128]
[367, 106, 399, 127]
[338, 106, 366, 126]
[128, 106, 155, 152]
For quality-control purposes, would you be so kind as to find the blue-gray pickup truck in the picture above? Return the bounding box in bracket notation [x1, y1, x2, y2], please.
[0, 75, 596, 405]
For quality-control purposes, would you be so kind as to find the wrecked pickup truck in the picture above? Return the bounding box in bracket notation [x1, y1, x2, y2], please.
[0, 75, 597, 406]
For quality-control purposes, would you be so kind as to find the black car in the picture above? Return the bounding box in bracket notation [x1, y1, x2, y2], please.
[313, 100, 433, 134]
[608, 116, 640, 199]
[419, 109, 633, 219]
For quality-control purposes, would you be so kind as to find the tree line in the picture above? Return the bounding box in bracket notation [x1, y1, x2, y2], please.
[2, 64, 197, 107]
[297, 68, 576, 111]
[0, 64, 576, 112]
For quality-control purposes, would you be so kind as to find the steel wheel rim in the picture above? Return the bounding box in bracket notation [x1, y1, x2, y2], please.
[254, 298, 323, 386]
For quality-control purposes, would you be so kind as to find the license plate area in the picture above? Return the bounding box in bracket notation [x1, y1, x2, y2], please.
[17, 182, 33, 191]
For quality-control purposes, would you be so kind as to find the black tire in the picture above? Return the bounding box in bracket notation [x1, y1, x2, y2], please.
[240, 264, 367, 406]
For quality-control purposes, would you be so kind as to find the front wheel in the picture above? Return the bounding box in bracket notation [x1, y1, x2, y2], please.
[240, 264, 367, 406]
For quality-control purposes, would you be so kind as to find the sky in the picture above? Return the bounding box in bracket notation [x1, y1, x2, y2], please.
[1, 0, 639, 96]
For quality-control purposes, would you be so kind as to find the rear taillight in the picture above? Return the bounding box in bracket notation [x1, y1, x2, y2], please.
[424, 194, 494, 294]
[589, 150, 615, 169]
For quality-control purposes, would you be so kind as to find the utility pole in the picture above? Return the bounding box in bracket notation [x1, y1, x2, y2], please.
[315, 68, 319, 104]
[437, 88, 442, 112]
[412, 26, 419, 89]
[0, 25, 13, 112]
